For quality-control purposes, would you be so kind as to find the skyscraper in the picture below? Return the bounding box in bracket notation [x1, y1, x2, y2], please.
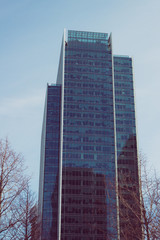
[38, 30, 141, 240]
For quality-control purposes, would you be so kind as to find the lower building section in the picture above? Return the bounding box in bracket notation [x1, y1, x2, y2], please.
[61, 167, 108, 240]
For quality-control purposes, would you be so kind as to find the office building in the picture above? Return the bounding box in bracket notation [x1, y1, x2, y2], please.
[38, 30, 141, 240]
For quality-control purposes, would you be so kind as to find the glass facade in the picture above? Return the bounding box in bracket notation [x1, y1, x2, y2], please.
[39, 30, 141, 240]
[61, 30, 118, 240]
[39, 85, 61, 240]
[114, 56, 141, 239]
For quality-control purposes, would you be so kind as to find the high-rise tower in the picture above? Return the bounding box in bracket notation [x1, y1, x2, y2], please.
[38, 30, 141, 240]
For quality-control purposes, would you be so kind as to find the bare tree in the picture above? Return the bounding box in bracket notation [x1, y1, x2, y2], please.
[8, 184, 40, 240]
[117, 157, 160, 240]
[141, 159, 160, 239]
[29, 203, 40, 240]
[118, 175, 143, 240]
[0, 138, 40, 240]
[0, 138, 28, 239]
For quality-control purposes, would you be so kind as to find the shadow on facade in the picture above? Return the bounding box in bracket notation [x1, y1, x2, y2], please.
[50, 167, 118, 240]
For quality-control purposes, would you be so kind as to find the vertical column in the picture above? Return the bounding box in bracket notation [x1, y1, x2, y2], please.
[57, 29, 66, 240]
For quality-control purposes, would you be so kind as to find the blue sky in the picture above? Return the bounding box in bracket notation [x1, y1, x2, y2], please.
[1, 0, 160, 193]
